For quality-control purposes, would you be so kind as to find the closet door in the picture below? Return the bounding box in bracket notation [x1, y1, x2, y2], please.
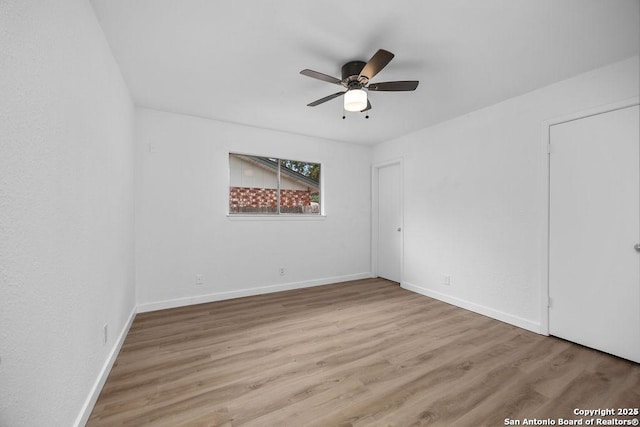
[377, 163, 402, 283]
[549, 104, 640, 363]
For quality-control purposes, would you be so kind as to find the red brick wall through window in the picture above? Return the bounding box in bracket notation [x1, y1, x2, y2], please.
[229, 187, 311, 209]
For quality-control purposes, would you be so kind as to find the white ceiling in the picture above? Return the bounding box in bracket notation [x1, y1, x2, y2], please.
[90, 0, 639, 145]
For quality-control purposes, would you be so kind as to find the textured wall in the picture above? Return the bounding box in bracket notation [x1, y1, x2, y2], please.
[0, 1, 135, 426]
[373, 56, 639, 332]
[135, 108, 372, 309]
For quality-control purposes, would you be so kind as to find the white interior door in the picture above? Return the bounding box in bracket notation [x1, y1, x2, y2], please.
[549, 104, 640, 363]
[377, 163, 402, 283]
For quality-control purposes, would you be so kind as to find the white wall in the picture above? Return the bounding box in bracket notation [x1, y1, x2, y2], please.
[135, 108, 372, 310]
[229, 155, 311, 191]
[0, 1, 135, 426]
[373, 56, 639, 332]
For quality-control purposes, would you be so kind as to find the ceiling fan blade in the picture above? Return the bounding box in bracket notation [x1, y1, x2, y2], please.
[368, 81, 419, 91]
[359, 49, 395, 80]
[300, 69, 342, 85]
[307, 91, 346, 107]
[360, 100, 372, 112]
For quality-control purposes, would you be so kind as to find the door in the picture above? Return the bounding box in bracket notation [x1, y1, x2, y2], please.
[549, 104, 640, 363]
[377, 163, 402, 282]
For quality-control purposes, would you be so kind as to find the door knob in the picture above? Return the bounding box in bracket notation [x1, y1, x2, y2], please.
[635, 243, 640, 252]
[397, 227, 401, 232]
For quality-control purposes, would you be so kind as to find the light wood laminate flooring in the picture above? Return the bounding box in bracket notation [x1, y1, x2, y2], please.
[88, 278, 640, 426]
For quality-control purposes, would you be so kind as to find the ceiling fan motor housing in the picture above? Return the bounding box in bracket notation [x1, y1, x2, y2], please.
[341, 61, 366, 83]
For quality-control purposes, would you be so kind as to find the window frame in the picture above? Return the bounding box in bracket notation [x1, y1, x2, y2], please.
[227, 151, 325, 219]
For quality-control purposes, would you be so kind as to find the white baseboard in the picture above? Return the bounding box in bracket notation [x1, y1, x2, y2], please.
[74, 306, 136, 427]
[136, 272, 375, 313]
[401, 282, 541, 334]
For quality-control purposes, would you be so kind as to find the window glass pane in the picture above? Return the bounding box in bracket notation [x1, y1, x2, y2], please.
[279, 160, 320, 215]
[229, 154, 278, 214]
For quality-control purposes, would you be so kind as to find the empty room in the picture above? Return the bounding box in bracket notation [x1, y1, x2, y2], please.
[1, 0, 639, 426]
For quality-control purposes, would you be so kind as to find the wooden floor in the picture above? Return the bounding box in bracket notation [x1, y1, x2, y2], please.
[88, 278, 640, 427]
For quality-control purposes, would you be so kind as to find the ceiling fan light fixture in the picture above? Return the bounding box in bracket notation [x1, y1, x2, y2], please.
[344, 89, 367, 112]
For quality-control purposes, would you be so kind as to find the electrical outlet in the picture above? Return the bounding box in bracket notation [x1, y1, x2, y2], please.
[443, 275, 451, 286]
[103, 324, 108, 345]
[279, 267, 285, 276]
[195, 274, 204, 285]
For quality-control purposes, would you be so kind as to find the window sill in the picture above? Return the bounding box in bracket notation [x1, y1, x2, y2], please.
[227, 214, 326, 221]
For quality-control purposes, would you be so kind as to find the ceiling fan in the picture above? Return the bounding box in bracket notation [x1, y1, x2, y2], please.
[300, 49, 419, 113]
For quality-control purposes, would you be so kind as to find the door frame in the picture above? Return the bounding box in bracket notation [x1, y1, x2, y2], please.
[372, 158, 404, 283]
[540, 96, 639, 335]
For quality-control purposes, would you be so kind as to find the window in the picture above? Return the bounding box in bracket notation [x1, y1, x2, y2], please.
[229, 153, 321, 215]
